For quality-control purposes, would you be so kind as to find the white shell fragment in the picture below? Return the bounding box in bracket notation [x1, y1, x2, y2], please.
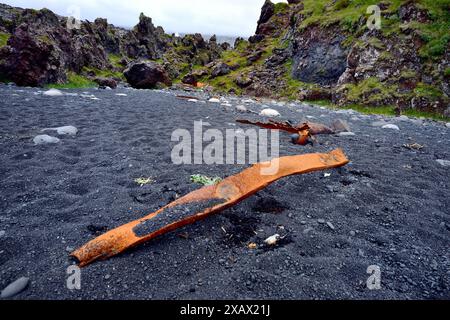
[260, 109, 281, 117]
[264, 234, 281, 246]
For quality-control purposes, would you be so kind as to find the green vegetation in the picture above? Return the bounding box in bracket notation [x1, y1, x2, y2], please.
[403, 109, 450, 121]
[0, 32, 10, 47]
[47, 72, 96, 89]
[297, 0, 449, 58]
[134, 177, 154, 187]
[108, 54, 124, 69]
[274, 2, 290, 15]
[413, 83, 444, 99]
[190, 174, 222, 186]
[343, 77, 398, 105]
[82, 66, 124, 80]
[341, 104, 397, 116]
[444, 68, 450, 78]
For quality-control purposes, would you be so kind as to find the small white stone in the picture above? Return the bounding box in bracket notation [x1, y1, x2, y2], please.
[260, 108, 281, 117]
[446, 123, 450, 128]
[1, 277, 29, 298]
[33, 135, 60, 145]
[43, 126, 78, 136]
[208, 98, 220, 103]
[436, 159, 450, 167]
[264, 234, 280, 246]
[221, 103, 233, 107]
[188, 99, 198, 103]
[371, 121, 388, 127]
[235, 105, 247, 113]
[116, 93, 127, 96]
[43, 89, 63, 97]
[0, 230, 5, 237]
[382, 124, 400, 131]
[338, 132, 356, 136]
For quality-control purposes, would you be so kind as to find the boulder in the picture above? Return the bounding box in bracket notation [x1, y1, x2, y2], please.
[210, 62, 231, 78]
[124, 61, 171, 89]
[94, 77, 117, 89]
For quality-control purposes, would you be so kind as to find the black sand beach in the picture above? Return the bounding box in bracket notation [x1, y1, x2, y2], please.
[0, 84, 449, 299]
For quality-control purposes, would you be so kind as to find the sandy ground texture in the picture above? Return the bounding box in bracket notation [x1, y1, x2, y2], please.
[0, 84, 449, 300]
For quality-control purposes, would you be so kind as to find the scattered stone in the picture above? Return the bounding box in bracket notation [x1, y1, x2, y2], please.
[0, 230, 5, 237]
[1, 277, 29, 298]
[235, 105, 247, 113]
[291, 133, 303, 144]
[436, 159, 450, 167]
[264, 234, 280, 246]
[124, 61, 172, 89]
[260, 109, 280, 117]
[317, 219, 326, 224]
[43, 126, 78, 136]
[187, 99, 198, 103]
[104, 274, 111, 280]
[43, 89, 63, 97]
[338, 132, 355, 136]
[382, 124, 400, 131]
[332, 119, 351, 132]
[116, 93, 127, 96]
[397, 115, 409, 121]
[371, 121, 388, 127]
[33, 135, 60, 145]
[327, 222, 336, 230]
[446, 123, 450, 128]
[65, 246, 74, 253]
[208, 98, 220, 103]
[350, 231, 356, 237]
[94, 77, 117, 89]
[221, 103, 233, 107]
[248, 243, 257, 250]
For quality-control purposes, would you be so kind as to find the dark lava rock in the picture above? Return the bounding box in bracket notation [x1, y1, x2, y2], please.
[124, 61, 172, 89]
[210, 62, 231, 78]
[94, 77, 118, 89]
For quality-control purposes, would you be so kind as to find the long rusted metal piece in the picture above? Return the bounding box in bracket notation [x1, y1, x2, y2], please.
[236, 119, 335, 145]
[72, 149, 349, 267]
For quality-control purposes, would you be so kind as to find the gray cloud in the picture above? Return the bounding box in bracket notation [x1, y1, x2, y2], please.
[3, 0, 287, 36]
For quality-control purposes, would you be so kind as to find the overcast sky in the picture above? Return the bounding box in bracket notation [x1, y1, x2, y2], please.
[2, 0, 288, 36]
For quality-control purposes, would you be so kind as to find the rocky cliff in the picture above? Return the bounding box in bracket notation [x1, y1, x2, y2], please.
[187, 0, 449, 117]
[0, 3, 223, 87]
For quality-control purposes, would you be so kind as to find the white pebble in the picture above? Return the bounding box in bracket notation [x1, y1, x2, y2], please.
[260, 109, 281, 117]
[264, 234, 280, 246]
[33, 135, 60, 145]
[43, 126, 78, 136]
[436, 159, 450, 167]
[188, 99, 198, 103]
[208, 98, 220, 103]
[235, 105, 247, 113]
[43, 89, 63, 97]
[338, 132, 356, 136]
[116, 93, 127, 97]
[1, 277, 29, 298]
[382, 124, 400, 131]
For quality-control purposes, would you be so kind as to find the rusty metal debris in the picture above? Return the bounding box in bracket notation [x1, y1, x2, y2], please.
[403, 143, 424, 150]
[72, 149, 349, 267]
[237, 119, 335, 146]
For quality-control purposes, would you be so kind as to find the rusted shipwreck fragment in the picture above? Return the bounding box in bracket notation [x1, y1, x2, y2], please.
[237, 119, 334, 145]
[72, 149, 349, 267]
